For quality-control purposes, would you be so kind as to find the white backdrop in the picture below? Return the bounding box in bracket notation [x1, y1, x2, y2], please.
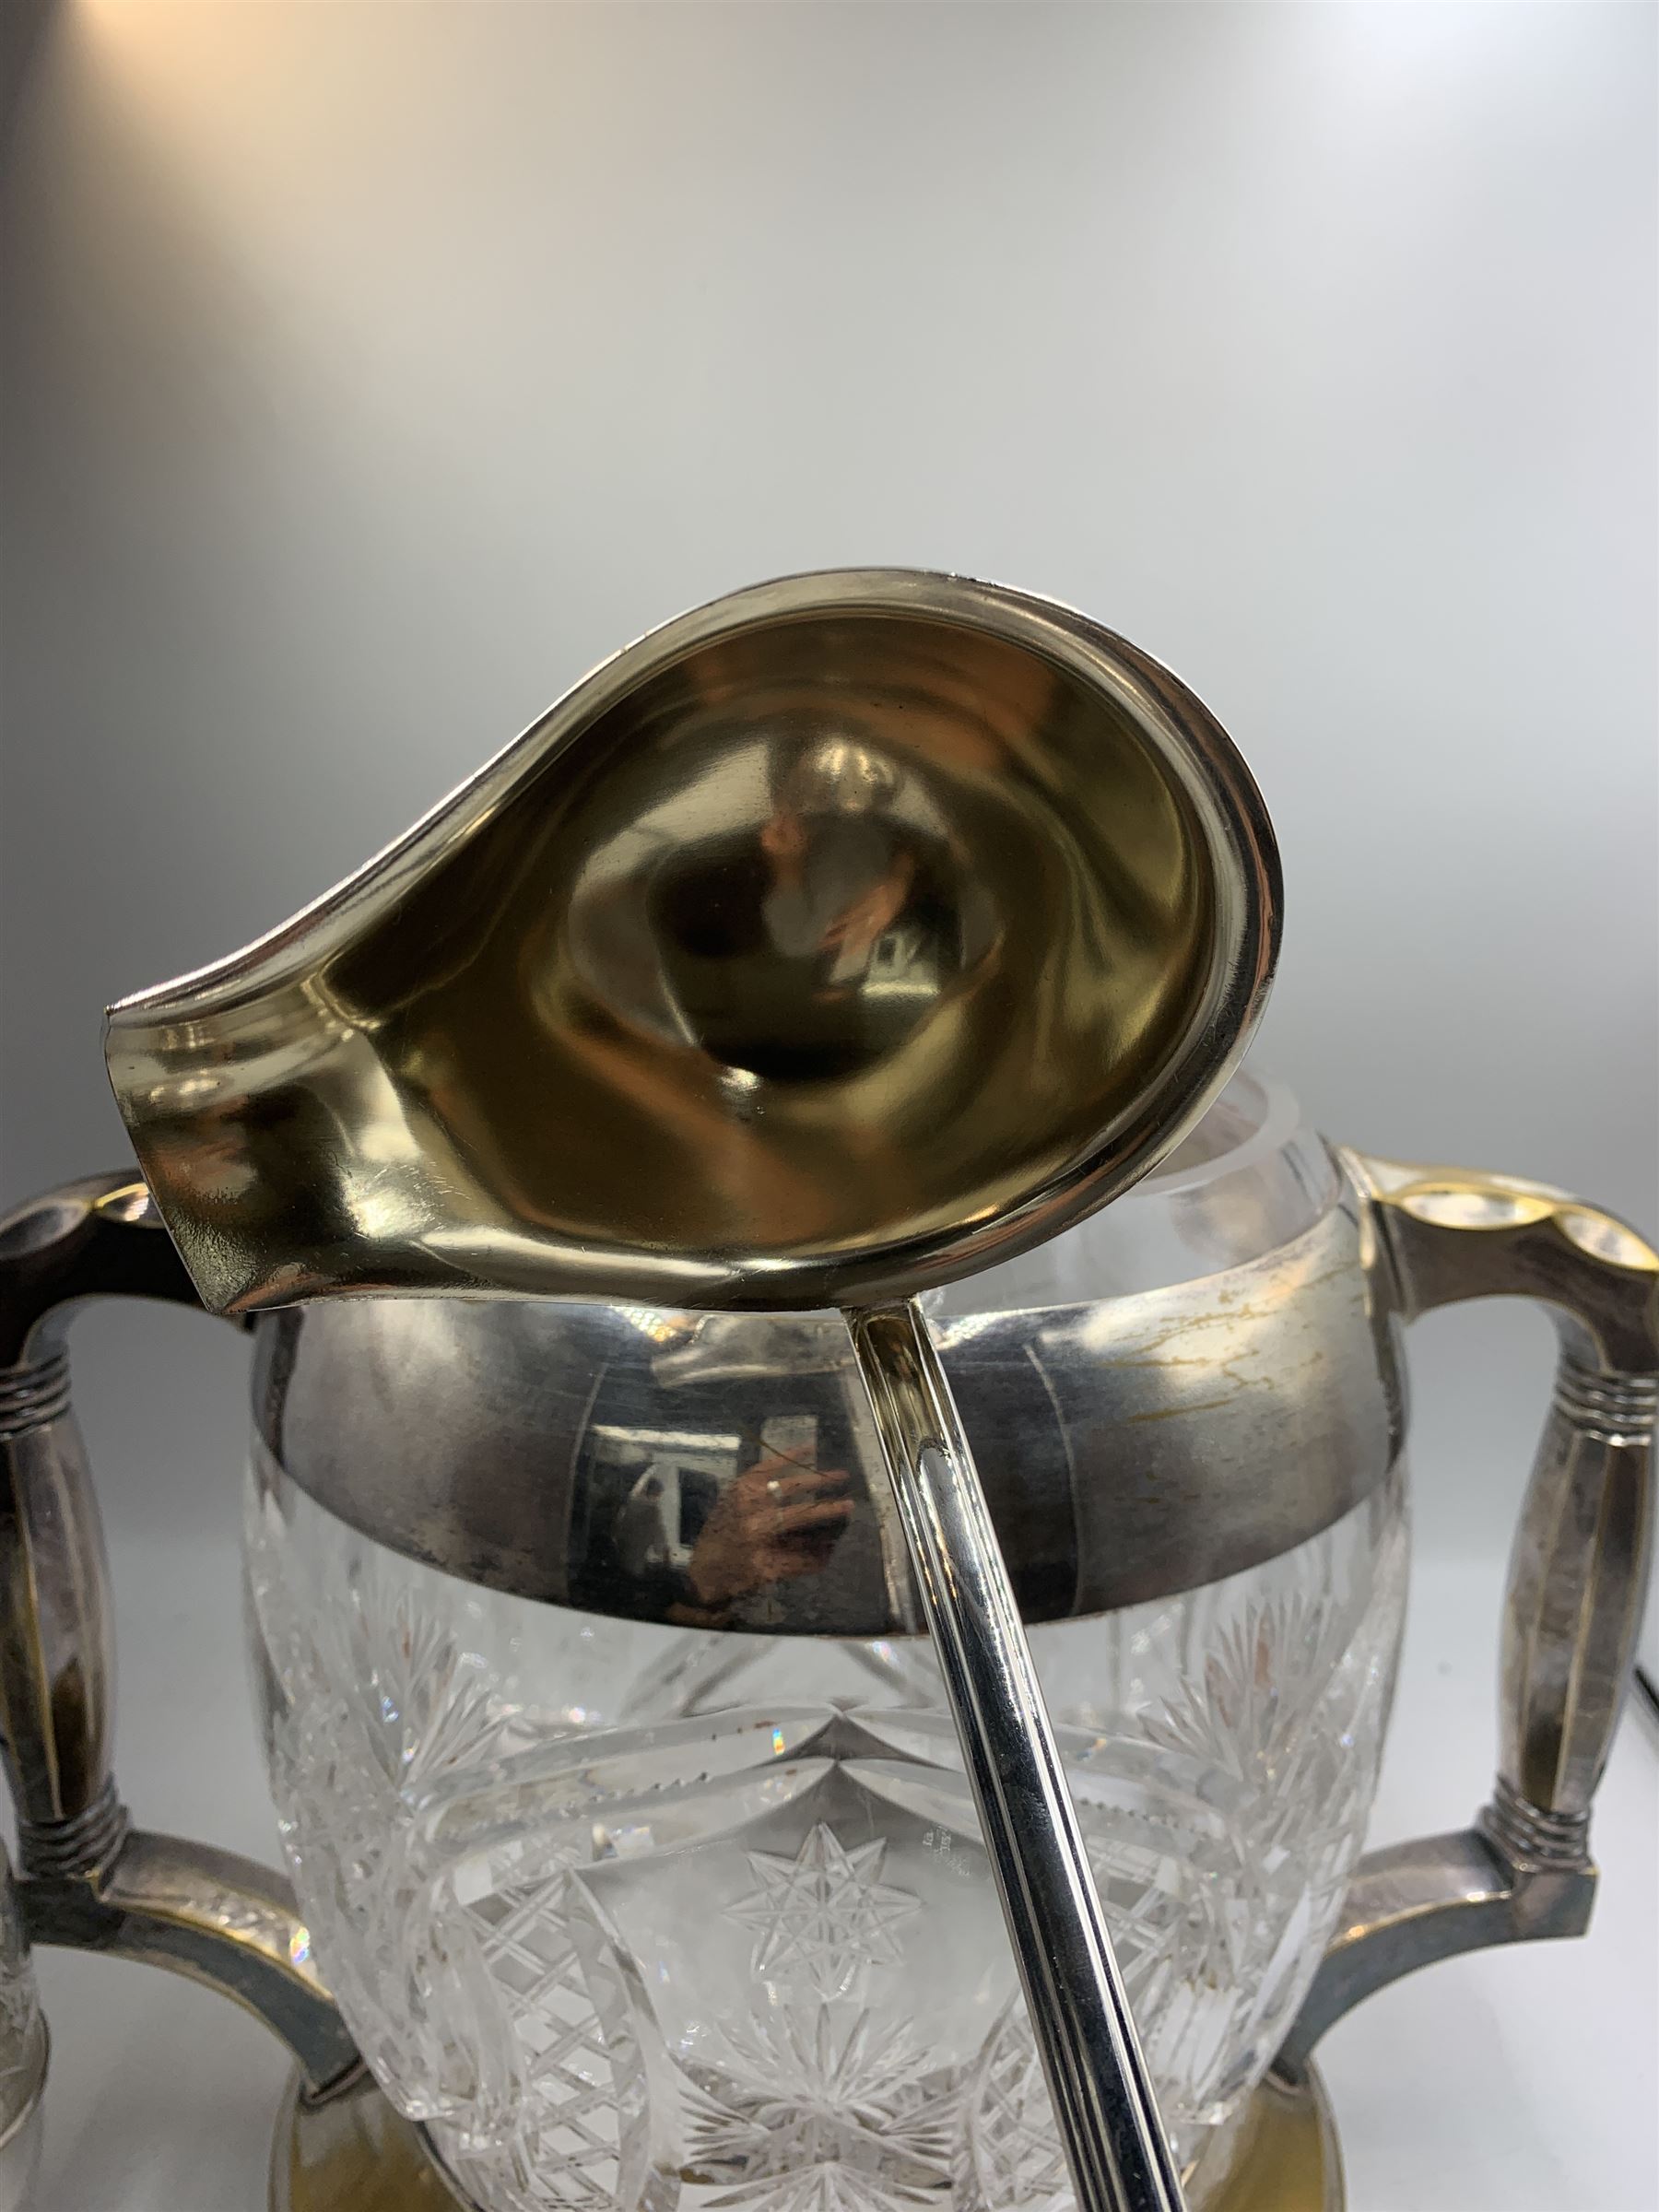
[1, 9, 1655, 2210]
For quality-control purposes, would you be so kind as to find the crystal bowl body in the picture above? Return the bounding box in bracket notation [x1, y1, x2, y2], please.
[241, 1074, 1411, 2211]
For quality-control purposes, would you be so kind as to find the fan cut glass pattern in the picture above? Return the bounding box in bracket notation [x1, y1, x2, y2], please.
[244, 1449, 1406, 2210]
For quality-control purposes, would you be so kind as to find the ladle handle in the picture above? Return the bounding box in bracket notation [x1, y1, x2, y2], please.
[847, 1300, 1185, 2212]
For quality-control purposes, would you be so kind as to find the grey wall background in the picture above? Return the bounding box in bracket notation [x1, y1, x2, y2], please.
[2, 1, 1655, 1563]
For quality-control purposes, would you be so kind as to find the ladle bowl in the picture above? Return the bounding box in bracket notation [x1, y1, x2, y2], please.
[104, 571, 1278, 1317]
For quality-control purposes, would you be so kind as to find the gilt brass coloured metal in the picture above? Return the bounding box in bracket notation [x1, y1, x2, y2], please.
[268, 2064, 1344, 2212]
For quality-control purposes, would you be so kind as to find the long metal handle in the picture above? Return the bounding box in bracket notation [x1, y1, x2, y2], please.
[0, 1175, 197, 1862]
[0, 1173, 360, 2096]
[848, 1299, 1185, 2212]
[1276, 1154, 1657, 2078]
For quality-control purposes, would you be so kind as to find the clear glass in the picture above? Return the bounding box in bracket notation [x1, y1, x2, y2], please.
[241, 1072, 1403, 2206]
[244, 1446, 1406, 2211]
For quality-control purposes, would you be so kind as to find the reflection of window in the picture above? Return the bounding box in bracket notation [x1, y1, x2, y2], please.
[863, 922, 941, 1000]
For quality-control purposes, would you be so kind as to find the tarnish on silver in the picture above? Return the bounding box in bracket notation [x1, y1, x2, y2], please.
[851, 1300, 1185, 2212]
[1275, 1152, 1658, 2082]
[0, 1175, 362, 2099]
[18, 1830, 359, 2096]
[250, 1177, 1395, 1636]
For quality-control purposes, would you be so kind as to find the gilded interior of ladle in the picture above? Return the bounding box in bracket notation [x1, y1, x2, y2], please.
[104, 570, 1279, 1316]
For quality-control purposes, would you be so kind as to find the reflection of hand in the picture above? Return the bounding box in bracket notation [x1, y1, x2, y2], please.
[684, 1453, 853, 1607]
[818, 855, 914, 964]
[759, 809, 808, 869]
[153, 1118, 257, 1208]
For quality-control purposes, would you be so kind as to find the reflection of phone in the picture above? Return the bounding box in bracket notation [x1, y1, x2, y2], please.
[747, 1414, 818, 1475]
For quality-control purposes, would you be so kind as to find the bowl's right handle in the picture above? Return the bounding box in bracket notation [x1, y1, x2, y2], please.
[1275, 1153, 1657, 2082]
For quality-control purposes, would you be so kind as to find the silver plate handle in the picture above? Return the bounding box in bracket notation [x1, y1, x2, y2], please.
[0, 1173, 360, 2097]
[1276, 1152, 1657, 2078]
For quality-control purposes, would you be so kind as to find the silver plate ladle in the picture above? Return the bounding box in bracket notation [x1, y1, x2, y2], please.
[106, 570, 1281, 2212]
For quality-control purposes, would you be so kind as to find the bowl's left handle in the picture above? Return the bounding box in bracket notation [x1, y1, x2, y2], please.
[0, 1173, 361, 2106]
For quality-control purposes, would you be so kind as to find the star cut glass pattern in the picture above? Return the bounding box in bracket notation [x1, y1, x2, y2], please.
[686, 2005, 958, 2212]
[726, 1825, 919, 1998]
[245, 1446, 1408, 2211]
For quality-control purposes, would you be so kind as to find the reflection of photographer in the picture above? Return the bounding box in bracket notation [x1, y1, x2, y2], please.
[674, 1450, 852, 1611]
[593, 1409, 854, 1627]
[758, 741, 912, 986]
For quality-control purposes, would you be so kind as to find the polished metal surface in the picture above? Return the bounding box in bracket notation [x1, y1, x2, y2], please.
[252, 1156, 1395, 1634]
[1358, 1155, 1658, 1830]
[851, 1300, 1185, 2212]
[1275, 1153, 1658, 2081]
[268, 2062, 1344, 2212]
[105, 571, 1278, 1319]
[1192, 2070, 1343, 2212]
[0, 1174, 359, 2099]
[1272, 1820, 1595, 2083]
[21, 1828, 360, 2094]
[0, 1174, 196, 1866]
[272, 2065, 460, 2212]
